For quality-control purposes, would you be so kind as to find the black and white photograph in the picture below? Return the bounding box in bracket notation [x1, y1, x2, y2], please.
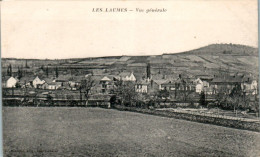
[1, 0, 260, 156]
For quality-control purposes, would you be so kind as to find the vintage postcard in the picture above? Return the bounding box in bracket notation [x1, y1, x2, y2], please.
[1, 0, 259, 156]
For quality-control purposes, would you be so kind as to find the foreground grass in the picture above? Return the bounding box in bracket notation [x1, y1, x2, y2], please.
[3, 107, 260, 157]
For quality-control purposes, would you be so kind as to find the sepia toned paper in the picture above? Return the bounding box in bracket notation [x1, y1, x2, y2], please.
[1, 0, 259, 156]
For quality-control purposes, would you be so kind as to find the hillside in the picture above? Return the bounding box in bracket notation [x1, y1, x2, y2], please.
[166, 44, 258, 56]
[2, 44, 259, 79]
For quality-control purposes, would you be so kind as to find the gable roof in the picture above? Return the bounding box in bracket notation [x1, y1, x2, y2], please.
[136, 79, 150, 85]
[153, 79, 167, 85]
[101, 76, 112, 81]
[2, 76, 18, 82]
[19, 76, 35, 82]
[211, 76, 243, 83]
[42, 78, 54, 84]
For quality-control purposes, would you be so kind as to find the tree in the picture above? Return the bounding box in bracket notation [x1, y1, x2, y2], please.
[17, 66, 23, 79]
[156, 89, 170, 106]
[40, 65, 44, 70]
[6, 65, 10, 76]
[136, 93, 149, 108]
[229, 84, 243, 111]
[114, 80, 137, 106]
[25, 60, 29, 68]
[176, 81, 194, 101]
[15, 82, 21, 88]
[46, 66, 49, 77]
[55, 66, 59, 78]
[9, 64, 12, 76]
[110, 95, 117, 105]
[46, 93, 53, 106]
[80, 76, 95, 105]
[147, 63, 151, 79]
[7, 64, 12, 76]
[215, 84, 249, 112]
[199, 91, 206, 106]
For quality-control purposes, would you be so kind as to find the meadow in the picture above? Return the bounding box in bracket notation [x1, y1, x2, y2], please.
[3, 107, 260, 157]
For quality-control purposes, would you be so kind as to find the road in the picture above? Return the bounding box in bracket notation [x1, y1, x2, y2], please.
[3, 107, 260, 157]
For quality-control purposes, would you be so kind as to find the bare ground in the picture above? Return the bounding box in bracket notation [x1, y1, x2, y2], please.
[3, 107, 260, 157]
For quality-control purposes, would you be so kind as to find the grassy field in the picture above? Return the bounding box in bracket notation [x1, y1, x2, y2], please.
[3, 107, 260, 157]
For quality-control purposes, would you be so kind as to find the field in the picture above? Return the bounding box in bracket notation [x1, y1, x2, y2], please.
[3, 107, 260, 157]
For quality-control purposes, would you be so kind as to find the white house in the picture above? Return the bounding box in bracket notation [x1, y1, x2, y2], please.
[5, 76, 18, 88]
[135, 80, 150, 93]
[251, 80, 258, 94]
[32, 76, 45, 88]
[100, 76, 113, 93]
[48, 82, 62, 90]
[194, 78, 203, 93]
[119, 72, 136, 82]
[194, 78, 211, 94]
[241, 78, 258, 95]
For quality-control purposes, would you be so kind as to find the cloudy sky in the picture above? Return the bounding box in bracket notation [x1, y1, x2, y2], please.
[1, 0, 258, 59]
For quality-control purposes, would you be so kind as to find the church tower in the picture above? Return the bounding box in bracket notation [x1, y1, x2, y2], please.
[147, 62, 151, 79]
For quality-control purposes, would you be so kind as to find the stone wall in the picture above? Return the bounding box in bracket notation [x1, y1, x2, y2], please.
[114, 105, 260, 132]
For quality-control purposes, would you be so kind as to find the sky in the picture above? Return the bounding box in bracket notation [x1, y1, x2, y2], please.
[1, 0, 258, 59]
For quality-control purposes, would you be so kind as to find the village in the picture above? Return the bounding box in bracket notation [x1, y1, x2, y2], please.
[2, 59, 259, 118]
[2, 1, 260, 156]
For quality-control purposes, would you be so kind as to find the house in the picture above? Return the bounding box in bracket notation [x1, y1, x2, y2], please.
[135, 79, 150, 93]
[194, 78, 211, 94]
[68, 76, 84, 88]
[32, 76, 45, 88]
[161, 79, 178, 91]
[42, 78, 55, 83]
[48, 82, 62, 90]
[2, 76, 19, 88]
[61, 83, 72, 90]
[194, 78, 203, 93]
[152, 79, 167, 91]
[19, 76, 35, 88]
[118, 72, 136, 82]
[41, 82, 49, 89]
[241, 77, 258, 95]
[210, 76, 243, 94]
[100, 76, 114, 94]
[160, 76, 195, 95]
[40, 77, 54, 89]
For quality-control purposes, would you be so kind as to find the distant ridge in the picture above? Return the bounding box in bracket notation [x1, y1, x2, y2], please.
[2, 44, 258, 60]
[163, 44, 258, 56]
[2, 43, 259, 78]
